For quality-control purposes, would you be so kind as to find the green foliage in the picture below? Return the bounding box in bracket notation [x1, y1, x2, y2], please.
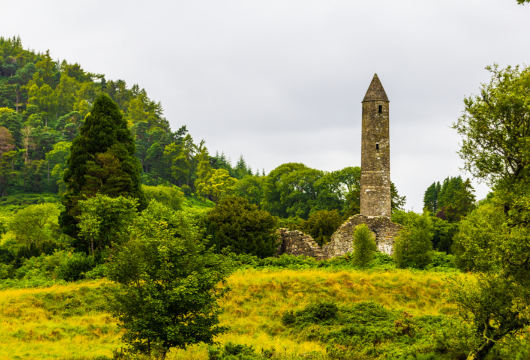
[207, 196, 278, 258]
[8, 203, 61, 247]
[450, 195, 530, 358]
[56, 252, 97, 281]
[77, 194, 138, 255]
[232, 175, 264, 208]
[276, 216, 306, 232]
[390, 182, 406, 211]
[61, 93, 146, 239]
[430, 216, 458, 253]
[207, 342, 257, 360]
[281, 301, 459, 359]
[423, 176, 476, 222]
[142, 184, 184, 210]
[263, 163, 364, 220]
[352, 224, 377, 269]
[227, 251, 460, 273]
[106, 201, 233, 358]
[181, 184, 192, 196]
[450, 273, 530, 360]
[423, 181, 440, 213]
[282, 301, 339, 325]
[453, 64, 530, 189]
[304, 210, 342, 246]
[393, 212, 433, 269]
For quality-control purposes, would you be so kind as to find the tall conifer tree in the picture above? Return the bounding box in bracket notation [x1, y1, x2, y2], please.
[59, 93, 146, 244]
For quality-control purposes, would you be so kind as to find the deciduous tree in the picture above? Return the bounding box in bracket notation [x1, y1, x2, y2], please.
[106, 202, 232, 358]
[207, 196, 277, 258]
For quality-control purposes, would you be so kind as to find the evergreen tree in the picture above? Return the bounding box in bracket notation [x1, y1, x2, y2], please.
[438, 176, 463, 209]
[195, 147, 213, 200]
[352, 224, 377, 269]
[59, 93, 146, 244]
[423, 182, 438, 213]
[444, 178, 476, 222]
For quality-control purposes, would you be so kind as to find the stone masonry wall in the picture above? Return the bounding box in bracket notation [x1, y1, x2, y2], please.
[276, 228, 325, 260]
[276, 214, 401, 260]
[322, 214, 401, 257]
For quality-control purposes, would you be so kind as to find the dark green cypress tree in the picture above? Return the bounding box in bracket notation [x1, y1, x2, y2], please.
[59, 93, 146, 245]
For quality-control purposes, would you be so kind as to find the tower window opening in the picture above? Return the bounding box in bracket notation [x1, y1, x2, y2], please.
[376, 143, 379, 150]
[378, 105, 382, 113]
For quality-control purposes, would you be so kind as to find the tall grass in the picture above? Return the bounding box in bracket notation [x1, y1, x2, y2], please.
[0, 269, 467, 359]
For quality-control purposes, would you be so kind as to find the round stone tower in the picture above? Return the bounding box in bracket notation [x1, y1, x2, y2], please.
[360, 74, 391, 219]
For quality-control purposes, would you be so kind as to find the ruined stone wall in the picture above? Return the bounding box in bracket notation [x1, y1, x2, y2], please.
[276, 228, 325, 260]
[323, 214, 401, 257]
[276, 214, 401, 259]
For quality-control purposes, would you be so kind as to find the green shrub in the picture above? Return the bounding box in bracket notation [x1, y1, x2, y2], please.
[282, 301, 339, 326]
[143, 185, 184, 211]
[84, 263, 108, 279]
[393, 212, 433, 269]
[282, 300, 458, 359]
[8, 203, 61, 247]
[0, 244, 15, 264]
[15, 251, 68, 280]
[56, 252, 96, 281]
[0, 263, 14, 279]
[181, 184, 192, 197]
[207, 196, 278, 258]
[304, 210, 342, 246]
[276, 216, 306, 231]
[352, 224, 377, 268]
[425, 252, 456, 271]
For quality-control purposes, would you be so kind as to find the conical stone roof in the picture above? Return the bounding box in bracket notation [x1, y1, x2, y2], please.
[362, 73, 389, 102]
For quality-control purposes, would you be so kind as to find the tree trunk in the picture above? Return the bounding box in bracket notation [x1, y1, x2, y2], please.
[47, 161, 50, 184]
[474, 339, 496, 360]
[15, 90, 19, 113]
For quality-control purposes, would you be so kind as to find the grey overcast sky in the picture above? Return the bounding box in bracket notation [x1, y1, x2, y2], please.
[2, 0, 530, 210]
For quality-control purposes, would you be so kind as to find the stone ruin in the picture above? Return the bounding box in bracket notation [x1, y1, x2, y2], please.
[275, 74, 403, 260]
[276, 214, 401, 260]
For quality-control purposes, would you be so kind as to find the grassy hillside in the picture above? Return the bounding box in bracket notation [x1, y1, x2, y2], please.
[0, 269, 466, 360]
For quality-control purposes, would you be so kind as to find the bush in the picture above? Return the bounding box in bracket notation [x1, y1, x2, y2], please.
[84, 263, 108, 279]
[208, 342, 271, 360]
[282, 301, 339, 326]
[425, 251, 456, 271]
[56, 252, 96, 281]
[181, 184, 192, 197]
[393, 212, 434, 269]
[143, 185, 184, 211]
[276, 216, 306, 231]
[14, 251, 68, 280]
[207, 196, 278, 258]
[352, 224, 377, 268]
[8, 203, 61, 247]
[304, 210, 342, 246]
